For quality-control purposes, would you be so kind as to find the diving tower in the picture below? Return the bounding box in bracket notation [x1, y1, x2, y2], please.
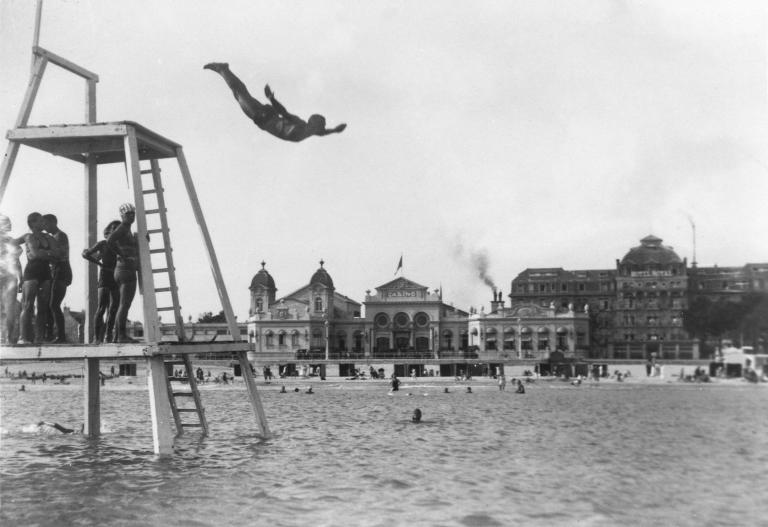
[0, 27, 269, 454]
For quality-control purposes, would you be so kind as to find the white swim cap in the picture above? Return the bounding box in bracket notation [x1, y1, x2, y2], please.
[119, 203, 136, 215]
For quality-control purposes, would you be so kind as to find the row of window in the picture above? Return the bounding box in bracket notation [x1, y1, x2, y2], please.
[620, 315, 683, 326]
[374, 312, 431, 328]
[254, 296, 327, 313]
[517, 282, 614, 293]
[622, 332, 687, 342]
[620, 281, 685, 289]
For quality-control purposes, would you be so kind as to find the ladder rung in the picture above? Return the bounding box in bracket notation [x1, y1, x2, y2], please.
[176, 408, 199, 413]
[181, 423, 203, 428]
[157, 306, 176, 312]
[140, 169, 154, 174]
[152, 268, 169, 273]
[142, 188, 158, 194]
[145, 208, 166, 215]
[172, 392, 194, 397]
[149, 248, 167, 254]
[147, 228, 164, 234]
[155, 287, 175, 293]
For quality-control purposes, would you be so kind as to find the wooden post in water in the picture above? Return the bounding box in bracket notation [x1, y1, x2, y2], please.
[83, 358, 101, 437]
[146, 356, 175, 455]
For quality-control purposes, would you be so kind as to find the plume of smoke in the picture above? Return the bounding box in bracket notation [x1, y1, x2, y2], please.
[471, 249, 496, 290]
[451, 235, 496, 291]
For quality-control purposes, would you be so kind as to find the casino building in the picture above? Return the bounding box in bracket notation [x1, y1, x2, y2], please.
[245, 258, 589, 376]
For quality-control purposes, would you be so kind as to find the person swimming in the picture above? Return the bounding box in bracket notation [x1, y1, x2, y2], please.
[36, 421, 77, 434]
[280, 385, 287, 393]
[412, 408, 422, 423]
[466, 387, 472, 393]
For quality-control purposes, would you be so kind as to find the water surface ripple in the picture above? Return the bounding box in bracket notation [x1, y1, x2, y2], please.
[1, 381, 766, 526]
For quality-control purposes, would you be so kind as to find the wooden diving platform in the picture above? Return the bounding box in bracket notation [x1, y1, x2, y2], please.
[0, 341, 252, 362]
[0, 42, 270, 455]
[5, 121, 181, 165]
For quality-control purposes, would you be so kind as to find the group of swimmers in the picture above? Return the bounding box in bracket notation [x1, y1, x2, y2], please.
[0, 203, 140, 345]
[0, 212, 71, 344]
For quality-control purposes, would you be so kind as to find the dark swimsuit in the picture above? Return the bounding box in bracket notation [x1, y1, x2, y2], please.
[51, 261, 73, 286]
[22, 235, 51, 282]
[93, 241, 118, 289]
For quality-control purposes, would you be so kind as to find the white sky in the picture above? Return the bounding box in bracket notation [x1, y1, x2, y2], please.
[1, 0, 766, 322]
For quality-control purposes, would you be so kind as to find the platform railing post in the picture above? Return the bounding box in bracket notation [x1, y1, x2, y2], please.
[83, 78, 97, 341]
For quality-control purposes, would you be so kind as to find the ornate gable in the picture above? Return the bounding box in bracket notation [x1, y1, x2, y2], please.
[506, 303, 552, 318]
[374, 276, 430, 302]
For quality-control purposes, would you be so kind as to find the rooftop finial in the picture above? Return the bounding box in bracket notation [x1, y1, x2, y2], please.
[319, 259, 324, 268]
[260, 261, 266, 269]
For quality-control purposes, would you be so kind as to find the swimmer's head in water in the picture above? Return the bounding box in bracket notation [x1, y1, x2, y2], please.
[412, 408, 422, 422]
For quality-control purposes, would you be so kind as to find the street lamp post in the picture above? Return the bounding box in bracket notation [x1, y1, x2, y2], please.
[324, 314, 329, 361]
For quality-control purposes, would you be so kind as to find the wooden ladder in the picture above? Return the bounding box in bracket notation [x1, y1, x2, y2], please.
[164, 355, 208, 436]
[136, 159, 209, 437]
[138, 159, 185, 339]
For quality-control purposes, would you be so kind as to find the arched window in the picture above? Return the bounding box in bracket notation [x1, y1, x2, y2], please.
[375, 313, 390, 327]
[520, 327, 532, 352]
[291, 330, 299, 347]
[336, 331, 347, 350]
[314, 297, 323, 312]
[503, 328, 515, 350]
[414, 312, 429, 327]
[311, 328, 324, 347]
[537, 327, 549, 350]
[265, 330, 274, 347]
[556, 327, 568, 349]
[442, 330, 453, 350]
[278, 331, 286, 346]
[353, 331, 364, 351]
[255, 297, 263, 311]
[485, 327, 497, 350]
[394, 312, 410, 328]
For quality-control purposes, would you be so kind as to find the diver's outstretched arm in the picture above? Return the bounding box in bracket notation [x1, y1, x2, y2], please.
[315, 123, 347, 136]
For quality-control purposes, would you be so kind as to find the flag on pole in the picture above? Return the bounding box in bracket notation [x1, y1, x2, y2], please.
[395, 254, 403, 275]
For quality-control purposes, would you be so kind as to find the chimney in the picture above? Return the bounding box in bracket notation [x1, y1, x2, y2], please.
[490, 289, 504, 312]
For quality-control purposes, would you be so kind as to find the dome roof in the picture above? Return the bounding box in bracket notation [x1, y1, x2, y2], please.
[621, 235, 682, 266]
[310, 259, 334, 289]
[249, 261, 275, 290]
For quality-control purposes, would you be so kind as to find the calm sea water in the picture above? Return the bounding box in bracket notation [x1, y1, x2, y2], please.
[1, 378, 766, 527]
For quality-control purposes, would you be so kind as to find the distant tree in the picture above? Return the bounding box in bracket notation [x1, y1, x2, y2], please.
[685, 293, 768, 351]
[197, 310, 226, 323]
[739, 293, 768, 350]
[683, 296, 713, 341]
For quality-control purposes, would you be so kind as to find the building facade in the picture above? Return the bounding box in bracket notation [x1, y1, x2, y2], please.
[245, 261, 587, 373]
[510, 234, 768, 360]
